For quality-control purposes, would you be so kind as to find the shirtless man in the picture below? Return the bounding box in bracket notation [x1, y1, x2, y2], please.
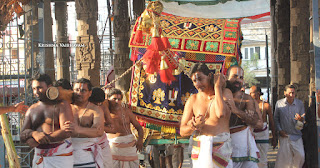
[107, 88, 144, 168]
[249, 85, 276, 168]
[63, 78, 105, 168]
[88, 87, 114, 168]
[226, 65, 263, 168]
[180, 63, 235, 167]
[20, 74, 74, 168]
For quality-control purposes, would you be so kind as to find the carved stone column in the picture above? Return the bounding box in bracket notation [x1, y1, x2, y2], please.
[290, 0, 310, 104]
[75, 0, 100, 86]
[113, 0, 131, 91]
[55, 1, 70, 80]
[276, 0, 291, 98]
[24, 2, 39, 76]
[43, 0, 55, 80]
[133, 0, 145, 19]
[270, 0, 278, 108]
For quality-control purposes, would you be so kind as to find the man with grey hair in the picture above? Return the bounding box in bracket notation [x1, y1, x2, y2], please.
[274, 84, 305, 168]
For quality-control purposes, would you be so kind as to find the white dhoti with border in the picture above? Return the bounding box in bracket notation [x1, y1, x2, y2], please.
[72, 135, 108, 168]
[231, 126, 259, 168]
[275, 136, 305, 168]
[100, 133, 113, 168]
[32, 138, 73, 168]
[108, 134, 139, 168]
[253, 122, 269, 168]
[191, 132, 233, 168]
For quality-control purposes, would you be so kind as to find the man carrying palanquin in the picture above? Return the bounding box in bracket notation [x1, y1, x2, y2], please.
[107, 88, 144, 168]
[226, 65, 263, 168]
[180, 63, 235, 168]
[20, 74, 74, 168]
[63, 78, 105, 168]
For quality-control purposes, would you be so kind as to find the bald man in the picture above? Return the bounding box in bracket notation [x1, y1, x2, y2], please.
[250, 86, 276, 168]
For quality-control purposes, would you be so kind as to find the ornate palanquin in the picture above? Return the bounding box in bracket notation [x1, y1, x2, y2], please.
[129, 14, 242, 134]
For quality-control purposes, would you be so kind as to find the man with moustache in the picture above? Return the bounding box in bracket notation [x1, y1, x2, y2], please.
[250, 86, 276, 168]
[180, 63, 236, 168]
[226, 65, 263, 168]
[107, 88, 144, 168]
[63, 78, 105, 168]
[20, 74, 74, 168]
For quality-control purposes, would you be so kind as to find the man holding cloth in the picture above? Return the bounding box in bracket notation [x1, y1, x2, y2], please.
[274, 84, 305, 168]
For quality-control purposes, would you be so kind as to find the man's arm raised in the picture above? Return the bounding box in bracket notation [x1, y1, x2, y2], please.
[225, 94, 262, 128]
[180, 95, 196, 137]
[214, 73, 227, 118]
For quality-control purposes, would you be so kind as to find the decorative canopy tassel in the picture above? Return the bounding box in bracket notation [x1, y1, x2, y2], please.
[144, 50, 161, 74]
[130, 48, 138, 62]
[143, 27, 165, 74]
[161, 35, 171, 50]
[159, 55, 176, 85]
[132, 17, 144, 44]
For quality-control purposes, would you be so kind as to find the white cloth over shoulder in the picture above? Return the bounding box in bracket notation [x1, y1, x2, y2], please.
[108, 134, 139, 168]
[32, 138, 73, 168]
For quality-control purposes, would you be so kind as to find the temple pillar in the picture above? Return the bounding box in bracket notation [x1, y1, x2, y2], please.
[113, 0, 131, 91]
[43, 0, 55, 80]
[290, 0, 310, 104]
[55, 1, 70, 80]
[276, 0, 291, 98]
[75, 0, 100, 86]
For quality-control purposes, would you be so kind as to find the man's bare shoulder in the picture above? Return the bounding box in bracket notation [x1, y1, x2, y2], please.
[222, 88, 233, 98]
[25, 102, 43, 114]
[187, 93, 197, 102]
[88, 103, 103, 115]
[263, 101, 271, 109]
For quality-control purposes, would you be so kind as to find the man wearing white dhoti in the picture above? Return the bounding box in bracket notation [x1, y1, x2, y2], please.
[250, 86, 277, 168]
[230, 126, 260, 168]
[191, 133, 233, 168]
[226, 66, 263, 168]
[107, 88, 144, 168]
[108, 134, 139, 167]
[33, 139, 73, 168]
[180, 63, 236, 168]
[63, 78, 105, 167]
[274, 84, 305, 168]
[20, 74, 74, 168]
